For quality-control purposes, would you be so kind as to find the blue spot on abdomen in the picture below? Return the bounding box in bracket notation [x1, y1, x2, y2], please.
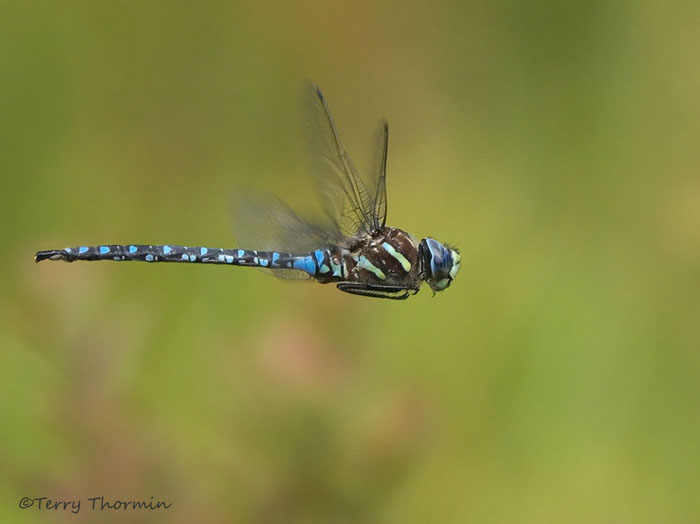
[314, 249, 325, 265]
[292, 256, 316, 276]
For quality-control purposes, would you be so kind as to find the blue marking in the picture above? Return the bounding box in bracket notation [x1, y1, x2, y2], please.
[182, 254, 189, 261]
[129, 245, 137, 254]
[225, 255, 234, 264]
[200, 247, 207, 256]
[79, 246, 88, 254]
[329, 257, 342, 277]
[145, 254, 154, 262]
[292, 256, 316, 276]
[259, 258, 269, 267]
[238, 250, 245, 257]
[272, 252, 280, 266]
[163, 245, 172, 255]
[253, 257, 259, 265]
[99, 246, 109, 254]
[189, 254, 196, 262]
[314, 249, 332, 274]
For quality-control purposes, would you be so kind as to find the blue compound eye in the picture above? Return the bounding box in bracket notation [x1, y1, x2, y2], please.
[422, 238, 459, 293]
[425, 238, 451, 280]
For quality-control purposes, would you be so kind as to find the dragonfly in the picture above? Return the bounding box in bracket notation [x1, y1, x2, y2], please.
[35, 86, 460, 300]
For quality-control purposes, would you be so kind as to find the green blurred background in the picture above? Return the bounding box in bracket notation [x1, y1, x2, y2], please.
[2, 2, 699, 522]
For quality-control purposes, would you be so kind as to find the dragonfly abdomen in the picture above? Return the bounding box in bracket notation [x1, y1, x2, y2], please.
[36, 244, 239, 264]
[34, 244, 349, 279]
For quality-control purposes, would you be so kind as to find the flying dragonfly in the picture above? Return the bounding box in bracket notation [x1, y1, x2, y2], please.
[35, 86, 460, 300]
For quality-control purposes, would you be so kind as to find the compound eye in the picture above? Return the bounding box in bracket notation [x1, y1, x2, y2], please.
[422, 238, 457, 292]
[429, 248, 451, 281]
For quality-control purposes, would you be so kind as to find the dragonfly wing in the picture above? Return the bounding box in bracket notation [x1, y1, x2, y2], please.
[367, 120, 389, 231]
[229, 86, 390, 281]
[231, 192, 339, 280]
[306, 85, 379, 237]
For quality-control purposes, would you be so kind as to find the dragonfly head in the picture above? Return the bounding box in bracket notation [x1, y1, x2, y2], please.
[419, 238, 461, 294]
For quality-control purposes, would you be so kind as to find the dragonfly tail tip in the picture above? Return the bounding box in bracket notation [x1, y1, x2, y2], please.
[35, 250, 65, 263]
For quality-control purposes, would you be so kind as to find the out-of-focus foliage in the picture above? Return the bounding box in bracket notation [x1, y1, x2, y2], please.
[2, 1, 699, 522]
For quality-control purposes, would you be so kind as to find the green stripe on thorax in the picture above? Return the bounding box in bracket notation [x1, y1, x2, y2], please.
[381, 242, 411, 272]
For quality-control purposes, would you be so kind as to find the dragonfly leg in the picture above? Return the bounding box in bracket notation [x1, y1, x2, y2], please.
[336, 282, 417, 300]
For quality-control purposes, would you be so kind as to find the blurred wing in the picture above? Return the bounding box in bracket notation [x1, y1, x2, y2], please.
[306, 85, 379, 237]
[231, 192, 339, 280]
